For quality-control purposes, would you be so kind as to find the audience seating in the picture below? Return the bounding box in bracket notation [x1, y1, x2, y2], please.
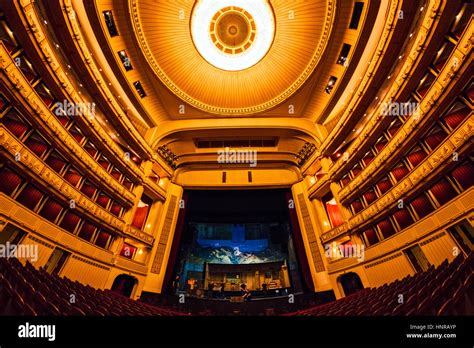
[284, 253, 473, 316]
[0, 257, 187, 316]
[0, 253, 471, 316]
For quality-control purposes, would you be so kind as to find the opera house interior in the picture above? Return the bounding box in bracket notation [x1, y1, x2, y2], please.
[0, 0, 473, 334]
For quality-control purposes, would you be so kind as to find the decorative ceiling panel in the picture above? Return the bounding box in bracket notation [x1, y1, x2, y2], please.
[130, 0, 334, 115]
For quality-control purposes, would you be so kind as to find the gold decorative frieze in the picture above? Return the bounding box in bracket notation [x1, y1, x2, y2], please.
[317, 0, 403, 153]
[15, 1, 154, 181]
[0, 46, 136, 204]
[336, 40, 471, 202]
[124, 225, 154, 246]
[320, 116, 474, 242]
[115, 255, 148, 274]
[144, 177, 167, 199]
[326, 0, 461, 179]
[0, 126, 126, 231]
[60, 0, 156, 158]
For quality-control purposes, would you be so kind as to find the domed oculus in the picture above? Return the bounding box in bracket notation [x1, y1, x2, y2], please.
[191, 0, 275, 71]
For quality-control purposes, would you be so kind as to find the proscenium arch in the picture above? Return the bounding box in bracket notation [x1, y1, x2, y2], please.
[147, 118, 327, 150]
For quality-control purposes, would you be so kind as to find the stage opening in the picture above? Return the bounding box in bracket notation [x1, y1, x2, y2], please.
[169, 189, 307, 299]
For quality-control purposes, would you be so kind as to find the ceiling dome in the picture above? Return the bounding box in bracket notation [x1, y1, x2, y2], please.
[130, 0, 334, 115]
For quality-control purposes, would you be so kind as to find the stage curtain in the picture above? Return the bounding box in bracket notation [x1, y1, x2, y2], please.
[0, 167, 23, 195]
[25, 135, 49, 157]
[111, 169, 122, 180]
[441, 107, 469, 130]
[78, 222, 96, 242]
[430, 179, 457, 205]
[285, 191, 314, 292]
[45, 151, 66, 173]
[3, 112, 30, 138]
[391, 162, 409, 182]
[39, 199, 63, 222]
[110, 202, 123, 217]
[417, 87, 429, 97]
[80, 180, 97, 198]
[407, 148, 427, 167]
[16, 184, 43, 210]
[98, 157, 110, 169]
[451, 161, 473, 190]
[64, 168, 82, 186]
[388, 123, 401, 137]
[375, 138, 388, 152]
[37, 92, 54, 107]
[123, 178, 133, 190]
[351, 166, 361, 178]
[424, 127, 447, 149]
[340, 175, 350, 187]
[56, 114, 70, 127]
[467, 85, 474, 100]
[69, 126, 85, 143]
[376, 178, 393, 194]
[59, 211, 81, 232]
[131, 205, 149, 230]
[95, 230, 111, 248]
[377, 219, 396, 239]
[325, 202, 344, 227]
[363, 228, 379, 246]
[362, 154, 374, 166]
[410, 194, 434, 219]
[162, 192, 188, 293]
[363, 190, 377, 205]
[96, 192, 110, 208]
[393, 209, 414, 230]
[84, 142, 98, 157]
[350, 199, 364, 214]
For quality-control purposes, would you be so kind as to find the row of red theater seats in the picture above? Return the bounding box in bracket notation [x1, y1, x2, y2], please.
[0, 257, 187, 316]
[284, 253, 473, 316]
[0, 253, 471, 316]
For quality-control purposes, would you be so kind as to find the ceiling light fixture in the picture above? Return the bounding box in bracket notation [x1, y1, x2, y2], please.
[191, 0, 275, 71]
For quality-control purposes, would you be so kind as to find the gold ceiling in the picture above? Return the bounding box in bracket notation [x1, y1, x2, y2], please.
[130, 0, 334, 115]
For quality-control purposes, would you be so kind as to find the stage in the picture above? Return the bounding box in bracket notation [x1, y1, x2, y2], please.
[204, 260, 290, 292]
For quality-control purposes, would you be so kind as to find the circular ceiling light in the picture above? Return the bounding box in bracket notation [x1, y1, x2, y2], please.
[191, 0, 275, 71]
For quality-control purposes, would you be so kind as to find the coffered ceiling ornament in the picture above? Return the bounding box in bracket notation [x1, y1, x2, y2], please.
[129, 0, 335, 115]
[191, 0, 275, 71]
